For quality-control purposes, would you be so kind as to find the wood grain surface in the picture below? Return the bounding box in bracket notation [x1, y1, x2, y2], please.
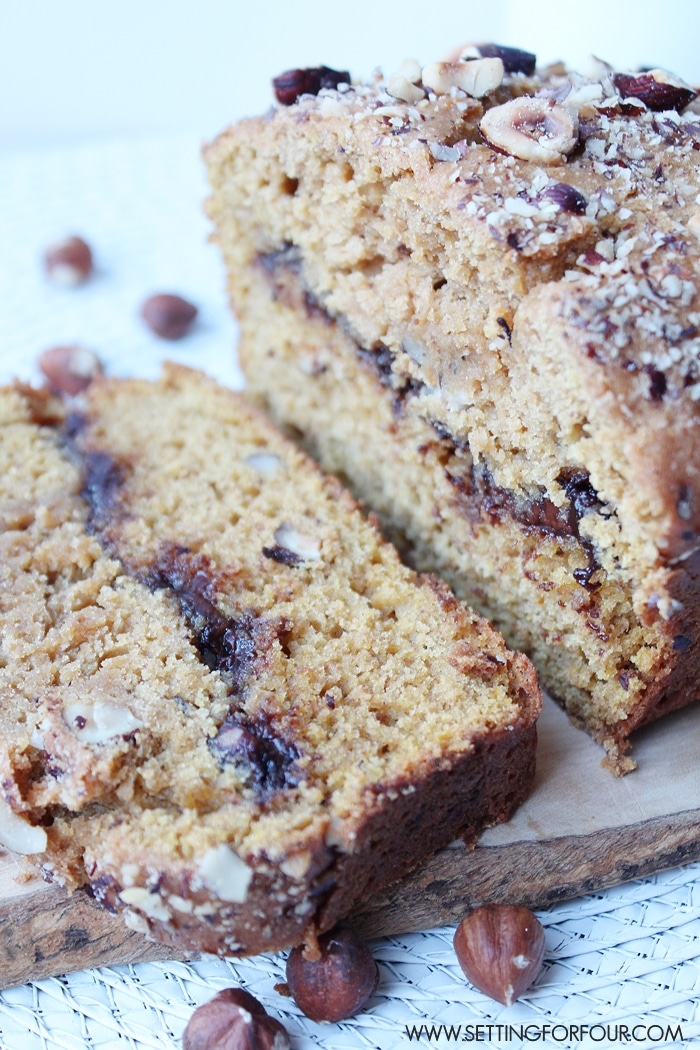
[2, 697, 699, 990]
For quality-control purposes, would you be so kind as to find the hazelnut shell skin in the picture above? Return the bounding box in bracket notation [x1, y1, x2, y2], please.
[476, 43, 536, 76]
[453, 904, 546, 1007]
[612, 71, 696, 113]
[38, 346, 103, 396]
[140, 293, 198, 340]
[44, 235, 93, 286]
[286, 927, 379, 1022]
[182, 987, 290, 1050]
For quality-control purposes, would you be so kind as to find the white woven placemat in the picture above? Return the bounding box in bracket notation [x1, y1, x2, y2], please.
[0, 135, 698, 1050]
[0, 863, 699, 1050]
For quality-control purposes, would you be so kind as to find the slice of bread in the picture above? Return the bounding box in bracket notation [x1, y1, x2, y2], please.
[0, 367, 539, 956]
[204, 51, 700, 770]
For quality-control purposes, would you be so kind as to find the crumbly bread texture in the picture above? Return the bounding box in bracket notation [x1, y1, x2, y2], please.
[0, 367, 539, 956]
[204, 49, 700, 770]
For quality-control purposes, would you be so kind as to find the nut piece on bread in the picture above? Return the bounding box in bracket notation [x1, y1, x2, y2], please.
[0, 366, 539, 955]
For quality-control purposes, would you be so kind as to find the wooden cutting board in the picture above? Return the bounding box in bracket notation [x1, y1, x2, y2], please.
[2, 695, 699, 990]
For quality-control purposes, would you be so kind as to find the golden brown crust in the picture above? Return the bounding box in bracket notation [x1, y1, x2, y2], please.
[85, 712, 538, 956]
[611, 550, 700, 739]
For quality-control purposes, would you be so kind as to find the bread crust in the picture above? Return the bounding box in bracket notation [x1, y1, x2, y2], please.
[86, 706, 537, 956]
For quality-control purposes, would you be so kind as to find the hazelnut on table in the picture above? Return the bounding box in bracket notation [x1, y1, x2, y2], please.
[43, 235, 94, 286]
[38, 346, 103, 396]
[140, 293, 198, 340]
[453, 904, 546, 1006]
[182, 987, 290, 1050]
[286, 927, 379, 1022]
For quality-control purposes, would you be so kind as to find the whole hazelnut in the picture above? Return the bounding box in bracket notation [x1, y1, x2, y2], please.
[44, 235, 93, 286]
[38, 346, 103, 396]
[182, 988, 290, 1050]
[453, 904, 545, 1006]
[286, 927, 379, 1022]
[140, 293, 198, 340]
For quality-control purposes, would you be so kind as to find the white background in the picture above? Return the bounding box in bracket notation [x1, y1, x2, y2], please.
[2, 0, 700, 153]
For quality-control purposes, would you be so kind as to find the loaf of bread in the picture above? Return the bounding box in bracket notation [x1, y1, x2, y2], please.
[0, 367, 539, 955]
[205, 46, 700, 770]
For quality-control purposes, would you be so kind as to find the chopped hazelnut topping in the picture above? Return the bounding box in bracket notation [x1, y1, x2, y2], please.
[422, 58, 504, 98]
[480, 97, 579, 163]
[386, 75, 425, 104]
[443, 42, 537, 76]
[687, 211, 700, 241]
[397, 58, 422, 84]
